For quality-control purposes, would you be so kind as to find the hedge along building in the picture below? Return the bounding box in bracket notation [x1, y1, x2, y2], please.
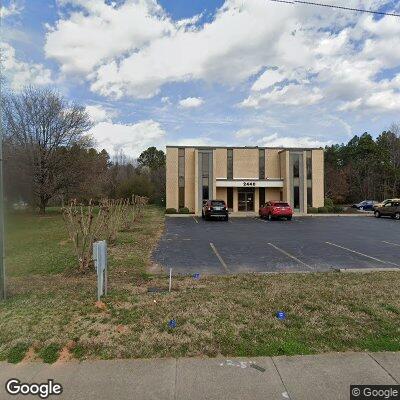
[166, 146, 324, 215]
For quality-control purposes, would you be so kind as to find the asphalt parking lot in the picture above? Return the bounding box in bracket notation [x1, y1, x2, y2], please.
[152, 216, 400, 275]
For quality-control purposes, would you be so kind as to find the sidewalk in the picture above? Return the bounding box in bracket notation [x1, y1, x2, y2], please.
[1, 352, 399, 399]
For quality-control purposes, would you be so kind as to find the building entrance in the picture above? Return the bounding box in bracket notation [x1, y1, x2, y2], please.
[238, 188, 255, 211]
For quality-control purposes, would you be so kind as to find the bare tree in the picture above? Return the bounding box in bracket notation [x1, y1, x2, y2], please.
[1, 87, 93, 212]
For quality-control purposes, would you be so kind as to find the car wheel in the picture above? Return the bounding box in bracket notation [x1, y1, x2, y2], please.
[374, 211, 381, 218]
[287, 216, 292, 221]
[225, 215, 229, 221]
[268, 213, 272, 221]
[395, 212, 400, 220]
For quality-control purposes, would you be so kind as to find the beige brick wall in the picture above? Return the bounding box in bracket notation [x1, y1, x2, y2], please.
[312, 149, 324, 207]
[215, 148, 227, 179]
[216, 187, 227, 203]
[280, 151, 290, 202]
[166, 147, 178, 210]
[233, 148, 258, 179]
[254, 188, 259, 211]
[266, 188, 281, 201]
[233, 187, 238, 212]
[185, 148, 195, 212]
[266, 148, 282, 179]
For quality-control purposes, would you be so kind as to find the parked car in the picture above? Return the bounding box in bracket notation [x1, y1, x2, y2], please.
[373, 198, 400, 211]
[202, 200, 229, 221]
[351, 200, 377, 211]
[259, 201, 293, 221]
[374, 200, 400, 220]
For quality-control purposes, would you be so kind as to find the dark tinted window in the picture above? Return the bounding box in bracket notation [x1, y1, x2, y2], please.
[227, 149, 233, 180]
[274, 202, 289, 207]
[211, 200, 225, 206]
[227, 187, 233, 208]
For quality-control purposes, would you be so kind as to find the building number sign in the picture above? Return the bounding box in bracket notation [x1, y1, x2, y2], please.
[243, 181, 256, 187]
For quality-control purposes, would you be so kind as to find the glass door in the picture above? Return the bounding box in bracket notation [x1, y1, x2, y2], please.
[238, 188, 255, 211]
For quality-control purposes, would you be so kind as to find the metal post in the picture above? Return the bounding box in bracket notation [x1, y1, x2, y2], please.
[0, 111, 5, 300]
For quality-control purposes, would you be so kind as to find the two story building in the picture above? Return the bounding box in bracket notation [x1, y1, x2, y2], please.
[166, 146, 324, 215]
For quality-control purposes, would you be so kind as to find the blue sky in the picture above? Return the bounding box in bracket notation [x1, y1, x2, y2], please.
[2, 0, 400, 157]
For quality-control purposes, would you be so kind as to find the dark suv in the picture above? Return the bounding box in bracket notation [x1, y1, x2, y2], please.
[374, 200, 400, 220]
[202, 200, 229, 221]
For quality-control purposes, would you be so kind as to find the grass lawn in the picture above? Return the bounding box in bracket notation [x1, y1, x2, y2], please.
[1, 207, 399, 363]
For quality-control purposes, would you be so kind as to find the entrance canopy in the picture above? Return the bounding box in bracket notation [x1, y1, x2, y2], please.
[216, 179, 283, 188]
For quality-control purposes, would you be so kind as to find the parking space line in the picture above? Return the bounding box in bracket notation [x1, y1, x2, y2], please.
[267, 243, 313, 270]
[193, 217, 199, 224]
[382, 240, 400, 247]
[210, 243, 230, 273]
[325, 242, 399, 266]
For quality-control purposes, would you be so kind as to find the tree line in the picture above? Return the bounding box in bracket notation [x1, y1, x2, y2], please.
[2, 87, 399, 211]
[2, 87, 165, 213]
[325, 126, 400, 203]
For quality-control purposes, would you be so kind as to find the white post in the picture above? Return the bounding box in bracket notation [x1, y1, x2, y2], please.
[169, 268, 172, 292]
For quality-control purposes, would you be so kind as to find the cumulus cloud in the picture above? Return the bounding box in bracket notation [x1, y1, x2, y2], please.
[44, 0, 400, 113]
[0, 42, 53, 90]
[85, 104, 117, 123]
[178, 97, 204, 108]
[258, 133, 332, 148]
[88, 119, 166, 158]
[0, 1, 22, 18]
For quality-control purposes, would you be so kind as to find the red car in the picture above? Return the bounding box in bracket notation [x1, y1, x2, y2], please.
[259, 201, 293, 221]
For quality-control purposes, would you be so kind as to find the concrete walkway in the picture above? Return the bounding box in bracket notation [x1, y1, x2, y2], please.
[1, 352, 399, 399]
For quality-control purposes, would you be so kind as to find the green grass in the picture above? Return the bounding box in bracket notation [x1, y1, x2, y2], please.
[5, 210, 76, 276]
[38, 343, 62, 364]
[1, 206, 399, 362]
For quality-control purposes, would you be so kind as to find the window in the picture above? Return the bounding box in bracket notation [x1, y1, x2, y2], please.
[306, 151, 312, 207]
[178, 148, 185, 208]
[202, 152, 209, 201]
[259, 187, 265, 207]
[227, 187, 233, 209]
[259, 149, 265, 179]
[227, 149, 233, 180]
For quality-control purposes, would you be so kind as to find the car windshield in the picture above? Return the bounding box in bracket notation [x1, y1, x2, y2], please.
[274, 202, 289, 207]
[211, 200, 225, 206]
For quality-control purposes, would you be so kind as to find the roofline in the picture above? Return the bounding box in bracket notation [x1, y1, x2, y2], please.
[165, 145, 323, 151]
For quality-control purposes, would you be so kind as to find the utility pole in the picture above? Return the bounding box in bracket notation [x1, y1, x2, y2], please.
[0, 108, 5, 300]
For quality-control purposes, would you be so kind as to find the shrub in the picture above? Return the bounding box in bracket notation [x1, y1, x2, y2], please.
[332, 205, 344, 213]
[324, 197, 334, 208]
[318, 207, 329, 213]
[165, 208, 177, 214]
[307, 207, 318, 214]
[179, 207, 190, 214]
[7, 343, 29, 364]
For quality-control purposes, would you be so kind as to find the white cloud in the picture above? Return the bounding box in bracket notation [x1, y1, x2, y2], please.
[241, 84, 323, 108]
[178, 97, 204, 108]
[234, 128, 262, 138]
[88, 119, 166, 158]
[0, 42, 53, 90]
[45, 0, 400, 114]
[0, 1, 22, 18]
[85, 104, 117, 123]
[45, 0, 174, 75]
[258, 133, 332, 148]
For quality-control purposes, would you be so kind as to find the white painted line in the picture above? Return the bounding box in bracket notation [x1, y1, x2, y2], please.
[210, 242, 230, 273]
[268, 243, 313, 270]
[193, 217, 199, 224]
[382, 240, 400, 247]
[325, 242, 399, 267]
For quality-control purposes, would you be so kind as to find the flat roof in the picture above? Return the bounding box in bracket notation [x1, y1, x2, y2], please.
[166, 145, 323, 150]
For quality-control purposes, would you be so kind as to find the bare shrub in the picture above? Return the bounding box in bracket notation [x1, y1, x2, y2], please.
[62, 200, 104, 272]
